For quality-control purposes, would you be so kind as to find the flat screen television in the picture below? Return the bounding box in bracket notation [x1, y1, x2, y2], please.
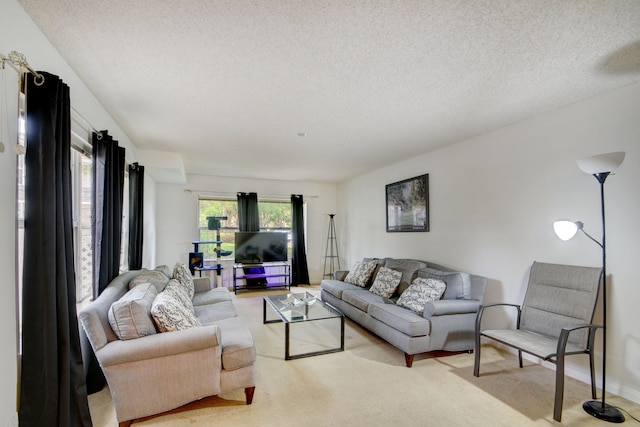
[234, 231, 288, 264]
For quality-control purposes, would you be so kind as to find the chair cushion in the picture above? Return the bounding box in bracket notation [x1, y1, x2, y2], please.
[108, 283, 158, 340]
[151, 291, 201, 332]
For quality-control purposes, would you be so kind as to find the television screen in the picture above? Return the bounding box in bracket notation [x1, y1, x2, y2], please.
[234, 232, 288, 264]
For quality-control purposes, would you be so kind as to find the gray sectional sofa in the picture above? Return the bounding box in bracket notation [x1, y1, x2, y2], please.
[79, 265, 256, 426]
[320, 258, 488, 367]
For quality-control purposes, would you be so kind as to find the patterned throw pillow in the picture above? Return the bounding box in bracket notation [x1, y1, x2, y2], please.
[396, 277, 447, 315]
[369, 267, 403, 298]
[173, 261, 195, 299]
[344, 260, 378, 287]
[151, 291, 201, 332]
[164, 279, 195, 314]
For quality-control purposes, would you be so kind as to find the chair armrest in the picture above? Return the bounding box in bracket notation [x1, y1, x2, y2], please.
[193, 277, 212, 293]
[557, 323, 603, 355]
[97, 324, 221, 367]
[334, 270, 349, 281]
[423, 299, 482, 318]
[475, 303, 522, 332]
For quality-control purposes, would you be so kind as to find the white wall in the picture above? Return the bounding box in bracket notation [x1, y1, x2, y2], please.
[156, 174, 337, 284]
[0, 2, 157, 424]
[337, 81, 640, 403]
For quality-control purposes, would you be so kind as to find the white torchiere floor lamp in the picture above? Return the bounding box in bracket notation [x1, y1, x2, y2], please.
[553, 151, 625, 423]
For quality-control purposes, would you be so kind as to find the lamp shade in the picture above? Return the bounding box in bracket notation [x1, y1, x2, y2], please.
[576, 151, 625, 175]
[553, 220, 582, 241]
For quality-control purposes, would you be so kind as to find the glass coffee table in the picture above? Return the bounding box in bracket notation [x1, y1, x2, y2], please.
[263, 292, 344, 360]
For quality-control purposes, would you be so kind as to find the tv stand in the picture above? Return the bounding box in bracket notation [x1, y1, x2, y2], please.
[233, 262, 290, 294]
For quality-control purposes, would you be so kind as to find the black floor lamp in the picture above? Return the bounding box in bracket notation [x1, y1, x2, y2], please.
[553, 151, 625, 423]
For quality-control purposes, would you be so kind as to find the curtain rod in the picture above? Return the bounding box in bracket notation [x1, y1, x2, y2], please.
[0, 51, 44, 85]
[1, 50, 104, 140]
[185, 189, 318, 199]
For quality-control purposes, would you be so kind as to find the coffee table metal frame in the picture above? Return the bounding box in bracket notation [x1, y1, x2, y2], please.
[263, 292, 345, 360]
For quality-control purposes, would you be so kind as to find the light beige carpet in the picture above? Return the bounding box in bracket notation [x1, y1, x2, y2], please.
[88, 285, 640, 426]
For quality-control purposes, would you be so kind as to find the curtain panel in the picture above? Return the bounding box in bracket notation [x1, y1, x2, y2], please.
[20, 72, 92, 427]
[237, 192, 259, 232]
[91, 130, 125, 297]
[128, 162, 144, 270]
[290, 195, 310, 285]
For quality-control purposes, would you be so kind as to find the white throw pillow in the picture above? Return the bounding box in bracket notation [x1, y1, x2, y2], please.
[396, 278, 447, 315]
[108, 282, 158, 340]
[151, 291, 201, 332]
[369, 267, 402, 298]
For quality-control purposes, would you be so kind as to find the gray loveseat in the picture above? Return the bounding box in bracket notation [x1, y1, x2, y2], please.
[320, 258, 488, 367]
[79, 265, 256, 426]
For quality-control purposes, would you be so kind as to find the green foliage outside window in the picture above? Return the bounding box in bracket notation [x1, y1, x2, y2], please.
[198, 198, 292, 260]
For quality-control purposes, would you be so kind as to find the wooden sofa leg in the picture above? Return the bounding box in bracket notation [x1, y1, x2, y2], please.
[245, 386, 255, 404]
[405, 353, 414, 368]
[119, 421, 132, 427]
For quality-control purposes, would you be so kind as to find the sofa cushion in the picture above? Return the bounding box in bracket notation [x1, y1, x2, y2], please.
[417, 268, 471, 300]
[193, 287, 233, 306]
[368, 303, 431, 337]
[384, 259, 427, 295]
[214, 317, 257, 370]
[164, 279, 195, 313]
[108, 282, 158, 340]
[151, 291, 201, 332]
[195, 301, 238, 324]
[344, 260, 378, 287]
[320, 280, 363, 299]
[342, 289, 388, 312]
[369, 267, 403, 298]
[128, 268, 171, 293]
[397, 278, 447, 315]
[173, 261, 195, 299]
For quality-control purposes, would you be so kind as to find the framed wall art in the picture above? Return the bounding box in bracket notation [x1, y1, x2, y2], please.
[385, 174, 429, 232]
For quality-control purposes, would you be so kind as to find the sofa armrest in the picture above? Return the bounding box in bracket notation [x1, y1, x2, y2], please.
[193, 277, 212, 293]
[97, 324, 221, 367]
[334, 270, 349, 281]
[423, 299, 482, 318]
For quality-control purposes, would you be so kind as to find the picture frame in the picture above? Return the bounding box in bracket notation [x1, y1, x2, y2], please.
[385, 174, 429, 232]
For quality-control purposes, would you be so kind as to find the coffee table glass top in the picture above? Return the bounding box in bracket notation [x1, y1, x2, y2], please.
[264, 292, 343, 323]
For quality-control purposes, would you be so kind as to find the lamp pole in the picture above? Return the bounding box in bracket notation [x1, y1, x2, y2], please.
[582, 172, 624, 423]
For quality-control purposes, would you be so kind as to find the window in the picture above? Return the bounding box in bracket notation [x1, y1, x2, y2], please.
[198, 198, 292, 261]
[70, 146, 93, 303]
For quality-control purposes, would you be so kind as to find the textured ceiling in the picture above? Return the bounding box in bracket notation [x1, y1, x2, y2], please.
[17, 0, 640, 183]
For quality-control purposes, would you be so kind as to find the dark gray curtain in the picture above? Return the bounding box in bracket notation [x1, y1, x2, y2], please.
[19, 72, 93, 427]
[237, 192, 259, 232]
[291, 195, 310, 285]
[86, 130, 124, 394]
[91, 130, 125, 297]
[237, 192, 263, 285]
[128, 162, 144, 270]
